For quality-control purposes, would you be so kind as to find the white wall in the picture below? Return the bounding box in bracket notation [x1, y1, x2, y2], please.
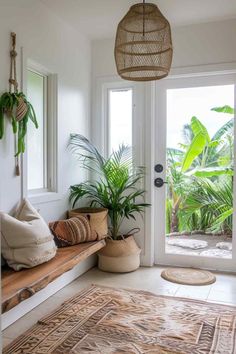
[0, 0, 91, 220]
[92, 18, 236, 77]
[0, 0, 93, 326]
[91, 18, 236, 265]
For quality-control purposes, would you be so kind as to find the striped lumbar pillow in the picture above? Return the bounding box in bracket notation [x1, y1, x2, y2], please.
[49, 216, 97, 247]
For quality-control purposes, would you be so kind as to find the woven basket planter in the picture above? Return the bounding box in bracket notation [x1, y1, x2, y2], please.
[68, 208, 108, 240]
[98, 235, 141, 273]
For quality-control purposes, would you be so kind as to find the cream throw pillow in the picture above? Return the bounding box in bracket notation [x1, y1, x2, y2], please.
[0, 199, 57, 271]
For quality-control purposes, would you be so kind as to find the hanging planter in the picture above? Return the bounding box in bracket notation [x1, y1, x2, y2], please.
[0, 92, 38, 155]
[0, 33, 38, 175]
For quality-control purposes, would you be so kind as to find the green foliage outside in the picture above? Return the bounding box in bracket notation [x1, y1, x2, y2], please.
[166, 105, 234, 236]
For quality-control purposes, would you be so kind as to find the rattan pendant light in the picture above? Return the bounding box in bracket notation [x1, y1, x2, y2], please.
[114, 1, 173, 81]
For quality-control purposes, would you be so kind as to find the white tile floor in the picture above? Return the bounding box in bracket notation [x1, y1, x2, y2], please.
[2, 266, 236, 348]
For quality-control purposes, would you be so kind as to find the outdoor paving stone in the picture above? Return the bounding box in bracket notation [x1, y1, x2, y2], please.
[166, 234, 232, 258]
[167, 239, 208, 249]
[200, 249, 232, 258]
[216, 242, 232, 251]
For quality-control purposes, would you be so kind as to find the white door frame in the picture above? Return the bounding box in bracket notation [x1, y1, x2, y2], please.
[93, 75, 154, 266]
[153, 68, 236, 272]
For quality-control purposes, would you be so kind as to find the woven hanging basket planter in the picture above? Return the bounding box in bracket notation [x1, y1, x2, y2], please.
[16, 97, 28, 122]
[114, 2, 173, 81]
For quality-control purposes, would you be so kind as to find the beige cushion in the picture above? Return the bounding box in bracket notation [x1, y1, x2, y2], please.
[1, 199, 57, 271]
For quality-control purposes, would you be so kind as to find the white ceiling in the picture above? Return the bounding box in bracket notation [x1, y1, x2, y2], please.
[40, 0, 236, 40]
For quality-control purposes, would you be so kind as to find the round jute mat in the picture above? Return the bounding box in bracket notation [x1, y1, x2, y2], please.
[161, 268, 216, 286]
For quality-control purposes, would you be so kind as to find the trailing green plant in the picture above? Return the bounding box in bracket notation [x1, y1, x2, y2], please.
[0, 92, 38, 155]
[69, 134, 150, 240]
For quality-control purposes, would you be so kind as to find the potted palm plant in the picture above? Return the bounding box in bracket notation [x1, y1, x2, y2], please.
[69, 134, 149, 272]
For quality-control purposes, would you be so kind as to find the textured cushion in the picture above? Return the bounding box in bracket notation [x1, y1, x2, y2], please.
[0, 199, 57, 271]
[49, 216, 97, 247]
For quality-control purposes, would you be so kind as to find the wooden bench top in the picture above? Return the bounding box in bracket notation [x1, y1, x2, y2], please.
[2, 240, 105, 314]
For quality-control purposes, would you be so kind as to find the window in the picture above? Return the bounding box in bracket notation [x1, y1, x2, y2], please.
[27, 70, 47, 191]
[26, 66, 57, 197]
[108, 88, 133, 154]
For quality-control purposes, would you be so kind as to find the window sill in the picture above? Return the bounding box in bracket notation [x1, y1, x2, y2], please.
[28, 192, 61, 205]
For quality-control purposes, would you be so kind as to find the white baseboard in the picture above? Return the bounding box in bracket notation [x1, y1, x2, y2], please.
[140, 254, 154, 267]
[1, 255, 97, 330]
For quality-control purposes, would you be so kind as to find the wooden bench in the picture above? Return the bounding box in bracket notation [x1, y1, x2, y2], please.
[1, 240, 105, 314]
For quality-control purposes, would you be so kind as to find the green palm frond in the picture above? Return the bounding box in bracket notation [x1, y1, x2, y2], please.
[211, 105, 234, 114]
[212, 119, 233, 141]
[69, 134, 105, 175]
[184, 178, 233, 232]
[69, 134, 149, 239]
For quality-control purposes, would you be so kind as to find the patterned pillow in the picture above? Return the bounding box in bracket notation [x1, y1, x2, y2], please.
[49, 216, 97, 247]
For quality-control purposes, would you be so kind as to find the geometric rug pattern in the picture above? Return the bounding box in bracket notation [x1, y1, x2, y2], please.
[3, 284, 236, 353]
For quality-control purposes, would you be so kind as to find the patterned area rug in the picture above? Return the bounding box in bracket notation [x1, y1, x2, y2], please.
[4, 285, 236, 354]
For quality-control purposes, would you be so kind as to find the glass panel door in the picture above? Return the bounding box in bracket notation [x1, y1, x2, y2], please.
[154, 74, 236, 271]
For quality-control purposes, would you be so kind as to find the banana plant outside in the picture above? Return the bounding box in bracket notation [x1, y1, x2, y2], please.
[166, 105, 234, 236]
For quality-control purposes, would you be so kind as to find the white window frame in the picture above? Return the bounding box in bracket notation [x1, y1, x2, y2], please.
[106, 85, 133, 156]
[95, 79, 145, 165]
[27, 68, 48, 193]
[93, 76, 152, 265]
[21, 55, 59, 204]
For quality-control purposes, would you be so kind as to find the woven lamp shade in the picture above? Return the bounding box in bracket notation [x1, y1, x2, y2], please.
[114, 3, 173, 81]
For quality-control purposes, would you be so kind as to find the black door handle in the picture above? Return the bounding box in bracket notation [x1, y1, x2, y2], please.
[154, 178, 168, 188]
[154, 164, 163, 173]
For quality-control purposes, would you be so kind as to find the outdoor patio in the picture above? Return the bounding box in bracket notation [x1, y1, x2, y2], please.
[166, 234, 232, 258]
